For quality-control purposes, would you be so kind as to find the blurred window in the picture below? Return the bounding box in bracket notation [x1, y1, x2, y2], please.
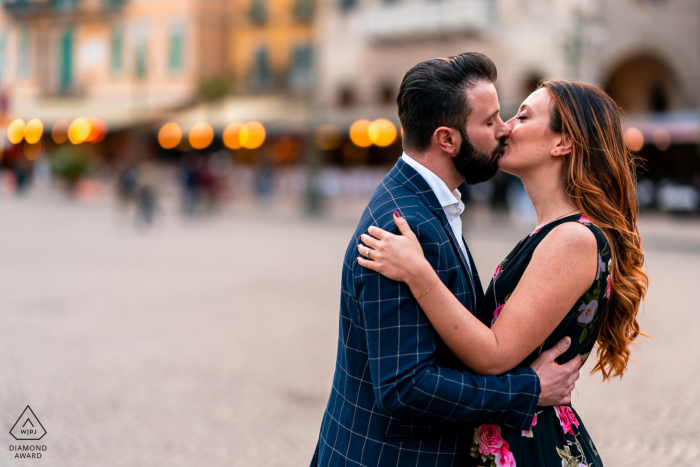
[250, 0, 267, 25]
[290, 45, 313, 88]
[650, 85, 668, 113]
[521, 74, 542, 99]
[0, 33, 5, 83]
[378, 83, 395, 106]
[104, 0, 125, 9]
[169, 24, 184, 73]
[111, 28, 123, 75]
[59, 29, 73, 92]
[338, 86, 355, 108]
[135, 26, 148, 78]
[253, 46, 273, 88]
[52, 0, 78, 11]
[293, 0, 314, 22]
[339, 0, 357, 12]
[18, 28, 29, 78]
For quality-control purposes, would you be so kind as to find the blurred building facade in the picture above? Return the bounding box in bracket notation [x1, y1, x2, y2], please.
[229, 0, 316, 94]
[0, 0, 699, 210]
[316, 0, 700, 124]
[0, 0, 230, 129]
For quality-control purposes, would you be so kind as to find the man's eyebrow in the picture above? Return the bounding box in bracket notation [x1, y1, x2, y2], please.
[486, 109, 500, 121]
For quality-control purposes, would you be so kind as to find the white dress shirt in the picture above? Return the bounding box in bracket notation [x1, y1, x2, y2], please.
[401, 153, 471, 272]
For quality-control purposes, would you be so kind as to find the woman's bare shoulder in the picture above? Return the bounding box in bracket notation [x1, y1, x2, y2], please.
[532, 221, 598, 278]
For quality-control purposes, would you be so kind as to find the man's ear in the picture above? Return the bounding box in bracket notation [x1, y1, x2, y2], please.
[433, 126, 459, 155]
[551, 134, 572, 157]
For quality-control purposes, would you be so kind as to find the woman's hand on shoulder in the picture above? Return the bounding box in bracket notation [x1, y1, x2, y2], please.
[356, 211, 432, 285]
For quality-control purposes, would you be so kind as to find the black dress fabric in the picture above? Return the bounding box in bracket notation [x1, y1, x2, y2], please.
[464, 214, 611, 467]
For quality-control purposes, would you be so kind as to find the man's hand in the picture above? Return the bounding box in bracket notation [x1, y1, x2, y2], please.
[530, 336, 580, 406]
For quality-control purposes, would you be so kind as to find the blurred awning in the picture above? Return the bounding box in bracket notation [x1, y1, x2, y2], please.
[623, 110, 699, 144]
[10, 94, 311, 134]
[160, 95, 311, 134]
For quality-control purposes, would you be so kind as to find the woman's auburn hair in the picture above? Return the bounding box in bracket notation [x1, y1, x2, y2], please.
[540, 79, 650, 380]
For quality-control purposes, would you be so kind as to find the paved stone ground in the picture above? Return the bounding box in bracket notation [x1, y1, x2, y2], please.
[0, 193, 697, 466]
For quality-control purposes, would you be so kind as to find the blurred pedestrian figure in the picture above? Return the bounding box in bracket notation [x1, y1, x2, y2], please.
[255, 152, 275, 205]
[136, 185, 157, 225]
[179, 153, 199, 217]
[117, 162, 139, 205]
[14, 157, 32, 196]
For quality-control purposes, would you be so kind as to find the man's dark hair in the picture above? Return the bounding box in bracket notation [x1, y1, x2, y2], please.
[397, 52, 497, 152]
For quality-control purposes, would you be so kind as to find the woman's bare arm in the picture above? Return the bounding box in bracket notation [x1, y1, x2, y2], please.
[357, 213, 597, 375]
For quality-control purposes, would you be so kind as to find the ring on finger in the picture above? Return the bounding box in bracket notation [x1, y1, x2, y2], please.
[366, 247, 372, 259]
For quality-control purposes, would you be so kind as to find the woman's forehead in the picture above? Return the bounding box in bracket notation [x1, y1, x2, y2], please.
[522, 88, 549, 111]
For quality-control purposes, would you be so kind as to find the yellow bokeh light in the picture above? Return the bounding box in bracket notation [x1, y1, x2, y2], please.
[52, 120, 70, 144]
[69, 118, 92, 144]
[223, 122, 244, 149]
[625, 127, 644, 152]
[158, 123, 182, 149]
[8, 119, 26, 145]
[349, 120, 372, 148]
[23, 141, 42, 161]
[368, 119, 397, 147]
[85, 118, 102, 143]
[189, 122, 214, 150]
[240, 121, 266, 149]
[24, 119, 44, 145]
[94, 119, 109, 143]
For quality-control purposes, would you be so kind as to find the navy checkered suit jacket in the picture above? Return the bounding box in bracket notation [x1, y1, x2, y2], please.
[311, 159, 540, 467]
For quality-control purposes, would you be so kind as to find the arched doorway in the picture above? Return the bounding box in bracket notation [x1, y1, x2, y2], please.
[605, 55, 678, 114]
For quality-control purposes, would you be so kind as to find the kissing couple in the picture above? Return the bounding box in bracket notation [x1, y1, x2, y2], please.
[310, 52, 648, 467]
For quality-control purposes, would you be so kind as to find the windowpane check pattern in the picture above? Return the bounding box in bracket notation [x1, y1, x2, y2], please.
[310, 159, 540, 466]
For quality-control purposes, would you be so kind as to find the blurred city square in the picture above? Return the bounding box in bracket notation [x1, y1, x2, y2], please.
[0, 0, 700, 465]
[0, 192, 698, 466]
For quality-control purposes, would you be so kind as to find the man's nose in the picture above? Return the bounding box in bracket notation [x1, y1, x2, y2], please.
[496, 118, 512, 139]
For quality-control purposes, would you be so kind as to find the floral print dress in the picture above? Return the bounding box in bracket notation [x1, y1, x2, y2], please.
[465, 214, 611, 467]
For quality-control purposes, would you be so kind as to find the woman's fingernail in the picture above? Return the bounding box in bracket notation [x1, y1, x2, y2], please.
[394, 211, 402, 218]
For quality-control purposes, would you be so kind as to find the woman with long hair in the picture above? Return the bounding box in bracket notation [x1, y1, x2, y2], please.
[356, 80, 648, 466]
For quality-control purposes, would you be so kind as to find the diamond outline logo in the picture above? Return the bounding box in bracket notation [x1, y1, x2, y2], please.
[9, 406, 46, 441]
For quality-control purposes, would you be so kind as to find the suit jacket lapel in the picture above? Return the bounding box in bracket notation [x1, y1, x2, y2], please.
[390, 159, 478, 312]
[463, 236, 484, 312]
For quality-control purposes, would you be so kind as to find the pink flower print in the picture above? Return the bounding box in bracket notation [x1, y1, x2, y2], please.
[476, 425, 504, 456]
[522, 413, 538, 437]
[529, 226, 543, 237]
[554, 405, 580, 435]
[605, 260, 613, 299]
[578, 214, 593, 224]
[578, 352, 590, 369]
[493, 303, 505, 322]
[596, 254, 606, 280]
[577, 300, 598, 324]
[494, 447, 516, 467]
[493, 265, 503, 280]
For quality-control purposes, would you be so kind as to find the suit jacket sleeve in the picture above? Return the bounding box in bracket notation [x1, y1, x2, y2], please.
[355, 215, 540, 432]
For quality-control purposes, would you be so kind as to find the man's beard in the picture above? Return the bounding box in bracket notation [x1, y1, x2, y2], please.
[452, 128, 504, 185]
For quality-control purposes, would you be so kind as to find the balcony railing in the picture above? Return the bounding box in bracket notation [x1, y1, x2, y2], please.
[362, 0, 495, 42]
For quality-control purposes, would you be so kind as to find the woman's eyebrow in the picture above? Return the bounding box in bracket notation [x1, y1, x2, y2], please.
[518, 104, 532, 113]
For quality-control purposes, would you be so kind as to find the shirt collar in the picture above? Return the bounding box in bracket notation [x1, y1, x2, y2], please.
[401, 153, 461, 208]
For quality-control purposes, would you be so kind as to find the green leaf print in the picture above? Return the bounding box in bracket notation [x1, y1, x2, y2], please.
[579, 327, 588, 344]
